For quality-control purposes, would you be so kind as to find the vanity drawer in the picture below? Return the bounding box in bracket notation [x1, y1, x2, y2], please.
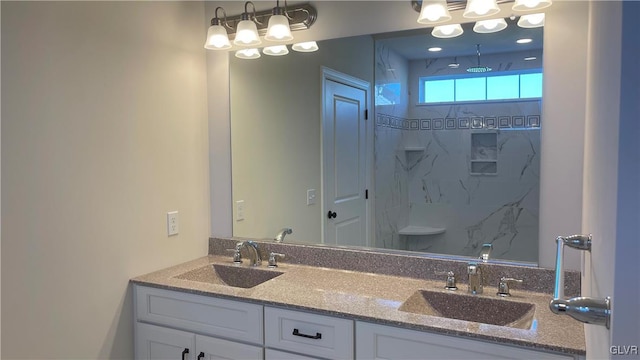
[265, 306, 354, 359]
[134, 285, 263, 345]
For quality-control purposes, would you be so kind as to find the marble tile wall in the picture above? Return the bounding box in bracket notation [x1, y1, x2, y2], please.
[375, 107, 541, 262]
[374, 43, 542, 262]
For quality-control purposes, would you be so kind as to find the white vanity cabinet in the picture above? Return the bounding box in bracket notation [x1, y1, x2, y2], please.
[355, 322, 579, 360]
[133, 285, 264, 360]
[134, 285, 582, 360]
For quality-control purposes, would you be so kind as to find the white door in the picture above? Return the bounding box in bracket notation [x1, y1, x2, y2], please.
[322, 69, 369, 247]
[136, 323, 195, 360]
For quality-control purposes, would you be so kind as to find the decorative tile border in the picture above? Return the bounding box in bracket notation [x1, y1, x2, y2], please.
[377, 113, 541, 131]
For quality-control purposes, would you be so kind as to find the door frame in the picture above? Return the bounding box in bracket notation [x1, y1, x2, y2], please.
[320, 66, 374, 247]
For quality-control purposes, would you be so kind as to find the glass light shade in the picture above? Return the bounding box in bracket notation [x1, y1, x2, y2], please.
[473, 18, 508, 33]
[417, 0, 452, 24]
[265, 14, 293, 42]
[263, 45, 289, 56]
[204, 25, 231, 50]
[292, 41, 319, 52]
[518, 13, 546, 28]
[234, 19, 261, 46]
[512, 0, 552, 12]
[463, 0, 500, 19]
[235, 48, 261, 59]
[432, 24, 464, 38]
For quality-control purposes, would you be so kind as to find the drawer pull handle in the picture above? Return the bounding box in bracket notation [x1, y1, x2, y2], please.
[292, 328, 322, 339]
[197, 352, 205, 360]
[181, 348, 189, 360]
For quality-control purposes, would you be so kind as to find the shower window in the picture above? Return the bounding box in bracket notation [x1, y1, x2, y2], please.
[420, 69, 542, 104]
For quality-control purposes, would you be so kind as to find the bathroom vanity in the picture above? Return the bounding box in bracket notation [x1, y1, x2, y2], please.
[131, 238, 586, 360]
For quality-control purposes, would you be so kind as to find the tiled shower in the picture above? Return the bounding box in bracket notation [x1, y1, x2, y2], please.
[374, 44, 541, 262]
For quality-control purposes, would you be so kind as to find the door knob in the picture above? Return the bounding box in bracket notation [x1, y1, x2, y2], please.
[327, 211, 337, 219]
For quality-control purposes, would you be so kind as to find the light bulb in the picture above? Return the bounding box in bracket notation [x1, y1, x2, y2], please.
[263, 45, 289, 56]
[265, 14, 293, 42]
[518, 13, 546, 28]
[235, 48, 261, 59]
[204, 25, 231, 50]
[234, 19, 261, 46]
[292, 41, 319, 52]
[417, 0, 452, 24]
[463, 0, 500, 19]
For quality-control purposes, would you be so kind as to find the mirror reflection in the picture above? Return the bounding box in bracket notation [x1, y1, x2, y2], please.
[230, 19, 543, 263]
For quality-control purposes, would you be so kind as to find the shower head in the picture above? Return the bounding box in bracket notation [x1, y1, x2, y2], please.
[467, 44, 492, 73]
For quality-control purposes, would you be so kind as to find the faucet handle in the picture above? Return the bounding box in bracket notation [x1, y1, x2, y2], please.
[497, 277, 523, 297]
[434, 271, 458, 290]
[268, 252, 285, 268]
[225, 248, 242, 264]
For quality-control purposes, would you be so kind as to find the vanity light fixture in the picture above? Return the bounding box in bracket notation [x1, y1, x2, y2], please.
[204, 2, 317, 51]
[517, 13, 545, 28]
[463, 0, 500, 19]
[432, 24, 464, 38]
[263, 45, 290, 56]
[265, 0, 293, 42]
[292, 41, 319, 52]
[512, 0, 552, 12]
[411, 1, 552, 26]
[204, 7, 232, 50]
[473, 18, 508, 33]
[417, 0, 452, 24]
[235, 48, 261, 59]
[234, 2, 262, 46]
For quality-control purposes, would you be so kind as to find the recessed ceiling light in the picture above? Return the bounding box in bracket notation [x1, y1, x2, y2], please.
[524, 56, 537, 61]
[428, 47, 442, 52]
[517, 38, 533, 44]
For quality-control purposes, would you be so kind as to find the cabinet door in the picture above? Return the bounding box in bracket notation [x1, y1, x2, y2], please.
[356, 322, 576, 360]
[136, 323, 195, 360]
[265, 348, 324, 360]
[196, 334, 263, 360]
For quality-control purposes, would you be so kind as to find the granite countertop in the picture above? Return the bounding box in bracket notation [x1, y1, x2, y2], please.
[131, 254, 586, 356]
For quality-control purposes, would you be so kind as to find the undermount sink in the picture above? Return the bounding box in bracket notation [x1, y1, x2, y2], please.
[399, 290, 536, 329]
[174, 264, 283, 288]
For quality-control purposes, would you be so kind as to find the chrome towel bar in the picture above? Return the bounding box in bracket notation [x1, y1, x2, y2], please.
[549, 234, 611, 329]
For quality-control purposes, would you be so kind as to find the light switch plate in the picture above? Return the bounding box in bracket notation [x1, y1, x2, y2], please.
[236, 200, 245, 221]
[167, 211, 179, 236]
[307, 189, 316, 205]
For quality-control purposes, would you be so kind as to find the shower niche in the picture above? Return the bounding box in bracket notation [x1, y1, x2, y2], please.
[470, 132, 498, 175]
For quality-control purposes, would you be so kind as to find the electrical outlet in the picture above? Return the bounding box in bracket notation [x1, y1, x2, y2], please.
[307, 189, 316, 205]
[167, 211, 179, 236]
[236, 200, 245, 221]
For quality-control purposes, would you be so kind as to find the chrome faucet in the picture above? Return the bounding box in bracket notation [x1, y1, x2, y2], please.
[468, 243, 492, 294]
[234, 241, 262, 267]
[274, 228, 293, 243]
